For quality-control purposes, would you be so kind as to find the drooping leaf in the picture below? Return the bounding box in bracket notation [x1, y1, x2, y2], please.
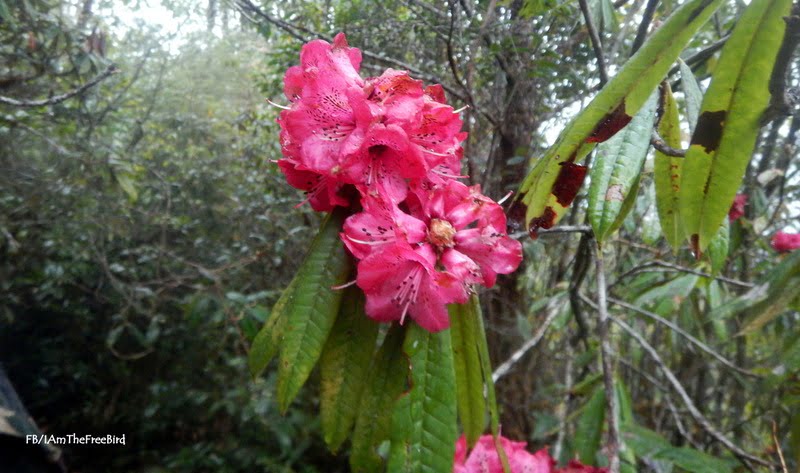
[588, 93, 657, 243]
[319, 287, 380, 452]
[678, 59, 704, 132]
[350, 324, 408, 473]
[574, 385, 606, 465]
[679, 0, 792, 252]
[653, 447, 734, 473]
[654, 82, 686, 250]
[248, 268, 298, 378]
[515, 0, 723, 236]
[387, 323, 458, 473]
[707, 217, 729, 274]
[449, 301, 487, 448]
[276, 210, 352, 412]
[709, 250, 800, 332]
[473, 296, 510, 473]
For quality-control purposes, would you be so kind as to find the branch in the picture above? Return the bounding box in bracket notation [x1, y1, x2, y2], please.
[235, 0, 467, 102]
[607, 296, 761, 378]
[581, 293, 774, 470]
[611, 259, 754, 289]
[651, 130, 686, 157]
[762, 6, 800, 124]
[0, 64, 117, 108]
[630, 0, 658, 55]
[510, 225, 592, 239]
[578, 0, 609, 86]
[492, 300, 561, 382]
[595, 248, 621, 473]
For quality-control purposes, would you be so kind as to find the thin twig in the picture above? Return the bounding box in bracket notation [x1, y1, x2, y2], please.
[0, 64, 117, 108]
[510, 225, 592, 240]
[580, 294, 774, 470]
[630, 0, 658, 55]
[651, 130, 686, 157]
[492, 301, 561, 382]
[772, 420, 789, 473]
[607, 296, 761, 378]
[595, 247, 620, 473]
[611, 260, 754, 289]
[763, 5, 800, 124]
[578, 0, 609, 86]
[235, 0, 467, 102]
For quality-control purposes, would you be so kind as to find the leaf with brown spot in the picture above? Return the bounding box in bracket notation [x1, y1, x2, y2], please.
[588, 93, 657, 244]
[516, 0, 723, 233]
[654, 82, 685, 251]
[679, 0, 791, 251]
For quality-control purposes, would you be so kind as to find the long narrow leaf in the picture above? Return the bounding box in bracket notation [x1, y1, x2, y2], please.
[248, 276, 297, 378]
[276, 210, 352, 412]
[515, 0, 723, 235]
[654, 82, 685, 250]
[449, 301, 487, 448]
[588, 93, 658, 243]
[350, 324, 408, 473]
[388, 323, 458, 473]
[319, 287, 380, 452]
[679, 0, 792, 252]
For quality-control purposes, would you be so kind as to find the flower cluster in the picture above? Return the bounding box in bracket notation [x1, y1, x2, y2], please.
[454, 435, 608, 473]
[728, 194, 747, 222]
[771, 231, 800, 253]
[276, 34, 522, 332]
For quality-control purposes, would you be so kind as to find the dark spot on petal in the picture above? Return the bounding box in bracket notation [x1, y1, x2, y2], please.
[690, 110, 726, 153]
[528, 207, 558, 239]
[587, 102, 633, 143]
[552, 162, 588, 206]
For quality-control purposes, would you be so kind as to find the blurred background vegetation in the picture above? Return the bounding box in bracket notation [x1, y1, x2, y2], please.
[0, 0, 798, 472]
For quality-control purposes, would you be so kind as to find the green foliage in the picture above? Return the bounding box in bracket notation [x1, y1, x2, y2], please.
[654, 82, 685, 250]
[517, 0, 723, 231]
[588, 93, 657, 243]
[319, 287, 380, 452]
[387, 323, 458, 473]
[449, 301, 488, 447]
[276, 210, 352, 412]
[679, 0, 792, 251]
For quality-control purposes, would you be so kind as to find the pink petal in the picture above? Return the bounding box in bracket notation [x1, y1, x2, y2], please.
[341, 199, 427, 259]
[772, 231, 800, 253]
[441, 249, 482, 285]
[454, 227, 523, 287]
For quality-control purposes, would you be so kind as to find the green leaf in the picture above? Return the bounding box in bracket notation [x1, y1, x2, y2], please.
[588, 93, 657, 243]
[449, 301, 487, 448]
[248, 277, 297, 378]
[679, 59, 703, 132]
[709, 250, 800, 333]
[654, 82, 686, 250]
[388, 323, 458, 473]
[707, 217, 729, 274]
[276, 210, 352, 412]
[516, 0, 723, 234]
[679, 0, 792, 252]
[472, 296, 510, 473]
[653, 447, 734, 473]
[351, 324, 408, 473]
[574, 385, 606, 465]
[319, 287, 380, 453]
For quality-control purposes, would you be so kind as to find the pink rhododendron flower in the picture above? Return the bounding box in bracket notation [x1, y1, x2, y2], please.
[728, 194, 747, 222]
[356, 244, 468, 332]
[453, 435, 607, 473]
[275, 33, 524, 332]
[771, 231, 800, 253]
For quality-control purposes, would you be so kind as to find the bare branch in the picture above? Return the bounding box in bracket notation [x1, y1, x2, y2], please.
[578, 0, 609, 86]
[762, 6, 800, 124]
[651, 130, 686, 157]
[0, 64, 117, 108]
[607, 296, 761, 378]
[630, 0, 658, 55]
[581, 293, 774, 470]
[595, 247, 621, 473]
[492, 300, 561, 382]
